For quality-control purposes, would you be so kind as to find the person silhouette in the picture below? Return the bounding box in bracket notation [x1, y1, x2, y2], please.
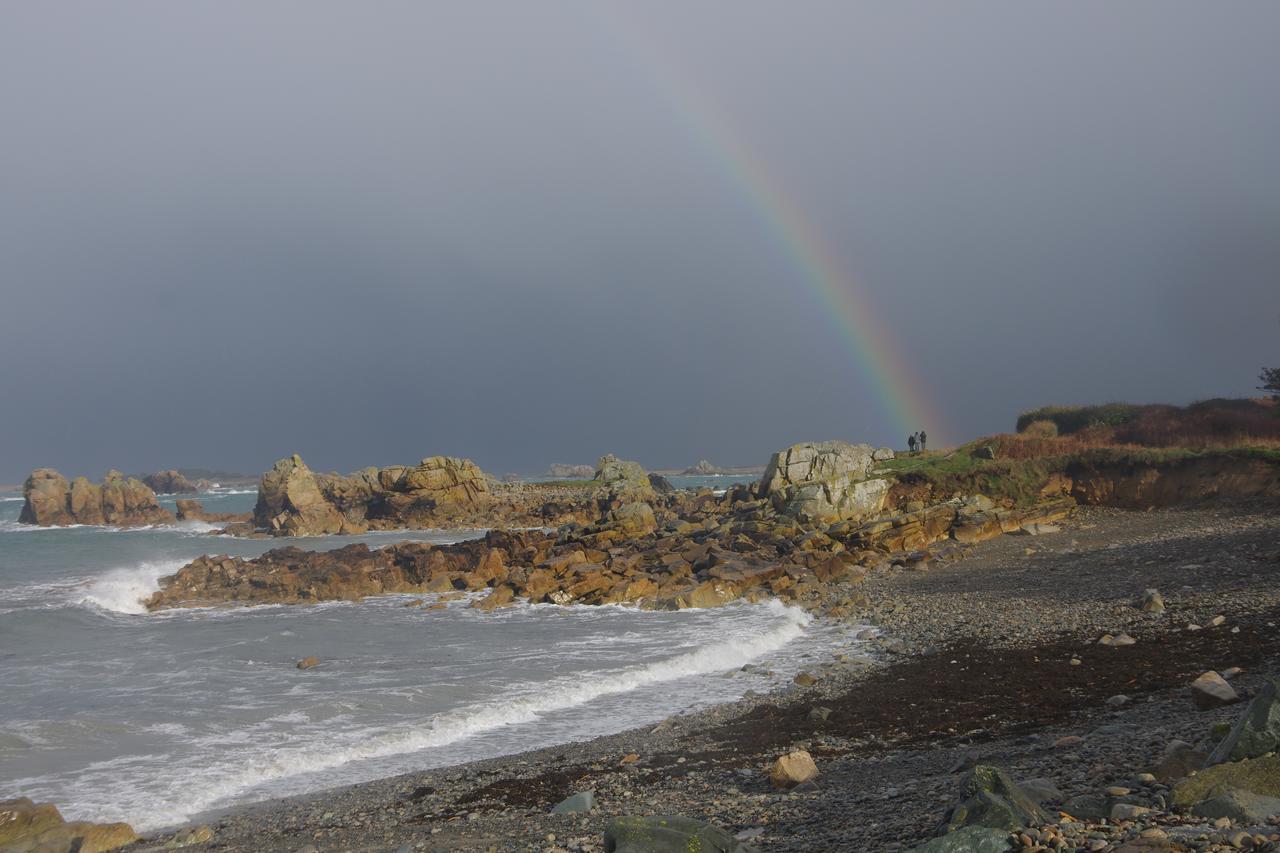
[919, 430, 928, 452]
[908, 433, 918, 453]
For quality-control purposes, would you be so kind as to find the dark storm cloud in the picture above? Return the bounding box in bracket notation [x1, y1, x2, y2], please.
[2, 2, 1278, 482]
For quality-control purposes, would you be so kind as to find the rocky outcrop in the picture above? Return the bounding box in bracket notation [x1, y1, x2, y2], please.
[142, 469, 196, 494]
[758, 441, 889, 523]
[0, 797, 138, 852]
[253, 455, 350, 536]
[19, 469, 174, 527]
[683, 460, 719, 475]
[250, 453, 494, 536]
[546, 463, 595, 479]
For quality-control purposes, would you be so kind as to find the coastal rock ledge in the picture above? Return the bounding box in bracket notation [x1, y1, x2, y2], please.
[0, 797, 138, 852]
[19, 468, 174, 527]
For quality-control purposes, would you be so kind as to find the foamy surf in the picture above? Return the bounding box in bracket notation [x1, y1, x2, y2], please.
[23, 603, 813, 830]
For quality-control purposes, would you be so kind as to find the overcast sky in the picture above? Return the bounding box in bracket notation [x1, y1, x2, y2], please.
[2, 2, 1278, 482]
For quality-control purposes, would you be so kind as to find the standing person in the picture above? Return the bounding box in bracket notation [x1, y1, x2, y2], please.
[919, 430, 927, 452]
[908, 433, 918, 453]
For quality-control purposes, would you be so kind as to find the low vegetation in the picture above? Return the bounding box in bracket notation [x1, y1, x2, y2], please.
[1014, 397, 1280, 451]
[879, 402, 1280, 508]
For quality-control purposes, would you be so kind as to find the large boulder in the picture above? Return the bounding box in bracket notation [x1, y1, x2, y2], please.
[19, 468, 173, 527]
[757, 441, 888, 523]
[252, 455, 347, 536]
[941, 766, 1050, 834]
[595, 454, 651, 491]
[1209, 676, 1280, 764]
[142, 469, 196, 494]
[18, 469, 74, 525]
[0, 797, 138, 853]
[606, 502, 657, 537]
[603, 815, 744, 853]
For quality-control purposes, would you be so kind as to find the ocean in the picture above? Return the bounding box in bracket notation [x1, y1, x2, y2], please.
[0, 486, 866, 832]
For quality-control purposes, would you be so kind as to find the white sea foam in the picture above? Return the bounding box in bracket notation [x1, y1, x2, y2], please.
[77, 561, 188, 615]
[78, 602, 812, 829]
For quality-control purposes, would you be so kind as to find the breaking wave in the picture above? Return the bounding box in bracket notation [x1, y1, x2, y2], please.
[93, 602, 811, 828]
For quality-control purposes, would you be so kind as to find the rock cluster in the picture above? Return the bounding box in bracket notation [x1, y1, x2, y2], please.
[174, 498, 251, 524]
[149, 469, 1081, 613]
[0, 797, 137, 852]
[18, 469, 174, 527]
[141, 469, 195, 494]
[684, 459, 720, 475]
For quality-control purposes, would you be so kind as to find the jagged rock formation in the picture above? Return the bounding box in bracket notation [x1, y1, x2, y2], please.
[684, 459, 719, 475]
[253, 455, 351, 536]
[546, 463, 595, 479]
[141, 469, 196, 494]
[249, 453, 583, 536]
[19, 469, 174, 527]
[758, 441, 890, 523]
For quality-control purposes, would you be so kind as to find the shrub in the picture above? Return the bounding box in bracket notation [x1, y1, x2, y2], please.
[1016, 403, 1143, 435]
[1022, 419, 1059, 439]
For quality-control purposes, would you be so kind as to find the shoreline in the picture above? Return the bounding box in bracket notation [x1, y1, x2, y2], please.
[133, 500, 1280, 851]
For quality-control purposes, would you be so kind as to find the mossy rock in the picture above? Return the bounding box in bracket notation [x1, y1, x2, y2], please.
[910, 826, 1013, 853]
[1208, 676, 1280, 765]
[942, 766, 1049, 833]
[603, 815, 744, 852]
[1172, 754, 1280, 808]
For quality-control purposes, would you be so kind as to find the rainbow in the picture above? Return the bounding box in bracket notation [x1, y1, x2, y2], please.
[599, 11, 947, 443]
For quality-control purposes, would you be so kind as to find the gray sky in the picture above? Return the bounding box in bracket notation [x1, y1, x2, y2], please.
[2, 2, 1278, 482]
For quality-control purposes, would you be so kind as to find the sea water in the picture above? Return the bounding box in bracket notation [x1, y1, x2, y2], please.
[0, 488, 866, 831]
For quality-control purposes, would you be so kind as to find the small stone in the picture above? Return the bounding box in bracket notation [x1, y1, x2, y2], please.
[1098, 633, 1136, 647]
[793, 671, 820, 687]
[769, 749, 819, 789]
[1106, 786, 1132, 797]
[551, 791, 595, 814]
[296, 656, 320, 670]
[808, 706, 832, 722]
[1070, 658, 1082, 666]
[1054, 735, 1084, 748]
[1138, 588, 1165, 613]
[1110, 803, 1151, 820]
[1190, 670, 1240, 710]
[1208, 615, 1226, 627]
[619, 753, 639, 764]
[1106, 694, 1131, 708]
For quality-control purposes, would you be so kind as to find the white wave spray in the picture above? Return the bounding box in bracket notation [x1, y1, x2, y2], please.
[77, 561, 187, 615]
